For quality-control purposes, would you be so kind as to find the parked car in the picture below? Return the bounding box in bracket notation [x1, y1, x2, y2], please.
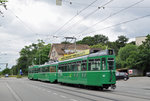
[116, 72, 129, 81]
[146, 72, 150, 77]
[5, 74, 9, 77]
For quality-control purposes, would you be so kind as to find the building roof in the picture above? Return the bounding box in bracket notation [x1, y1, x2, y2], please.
[49, 44, 90, 57]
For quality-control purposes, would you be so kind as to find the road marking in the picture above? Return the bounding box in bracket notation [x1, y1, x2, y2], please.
[70, 99, 78, 101]
[47, 90, 51, 93]
[6, 83, 22, 101]
[60, 95, 67, 98]
[42, 89, 46, 91]
[53, 93, 58, 95]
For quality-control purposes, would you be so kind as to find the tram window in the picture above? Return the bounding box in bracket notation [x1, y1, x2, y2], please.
[36, 68, 38, 73]
[102, 58, 106, 70]
[77, 61, 81, 71]
[58, 65, 63, 72]
[68, 63, 72, 72]
[81, 60, 87, 71]
[107, 58, 114, 70]
[36, 69, 37, 73]
[54, 66, 56, 72]
[95, 59, 101, 70]
[45, 67, 49, 72]
[33, 69, 34, 73]
[64, 64, 68, 72]
[41, 67, 44, 72]
[62, 64, 67, 72]
[88, 63, 91, 71]
[71, 62, 78, 71]
[50, 66, 56, 72]
[88, 59, 100, 71]
[44, 67, 46, 72]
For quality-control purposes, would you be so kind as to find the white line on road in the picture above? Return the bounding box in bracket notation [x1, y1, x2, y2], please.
[70, 99, 78, 101]
[47, 90, 51, 93]
[53, 93, 58, 95]
[6, 83, 22, 101]
[42, 89, 46, 91]
[60, 95, 67, 98]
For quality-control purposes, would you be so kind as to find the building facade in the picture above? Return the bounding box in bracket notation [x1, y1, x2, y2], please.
[135, 36, 146, 46]
[48, 44, 90, 61]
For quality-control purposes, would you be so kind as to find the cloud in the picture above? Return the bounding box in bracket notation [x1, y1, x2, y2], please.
[0, 0, 150, 70]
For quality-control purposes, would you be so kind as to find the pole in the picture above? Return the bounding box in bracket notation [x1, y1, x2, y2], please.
[74, 37, 77, 53]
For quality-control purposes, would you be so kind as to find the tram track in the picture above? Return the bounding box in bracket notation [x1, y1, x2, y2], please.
[109, 91, 150, 101]
[28, 80, 150, 101]
[27, 81, 119, 101]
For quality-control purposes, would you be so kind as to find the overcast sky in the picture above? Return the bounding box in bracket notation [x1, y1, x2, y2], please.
[0, 0, 150, 70]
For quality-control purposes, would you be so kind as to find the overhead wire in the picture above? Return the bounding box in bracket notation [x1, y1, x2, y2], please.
[58, 0, 114, 36]
[7, 8, 50, 44]
[63, 0, 150, 8]
[52, 0, 99, 36]
[8, 9, 38, 35]
[81, 14, 150, 37]
[48, 0, 101, 43]
[75, 0, 145, 38]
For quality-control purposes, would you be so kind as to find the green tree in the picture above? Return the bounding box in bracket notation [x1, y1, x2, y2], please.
[1, 68, 10, 75]
[137, 35, 150, 72]
[117, 35, 150, 75]
[93, 35, 108, 45]
[117, 44, 138, 68]
[116, 35, 129, 47]
[113, 35, 129, 54]
[77, 34, 108, 46]
[12, 40, 51, 75]
[10, 65, 18, 75]
[90, 43, 108, 50]
[77, 36, 94, 45]
[34, 44, 51, 65]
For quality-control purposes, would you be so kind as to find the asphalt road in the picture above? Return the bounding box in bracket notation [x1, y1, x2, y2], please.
[0, 77, 150, 101]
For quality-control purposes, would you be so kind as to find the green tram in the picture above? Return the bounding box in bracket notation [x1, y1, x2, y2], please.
[28, 62, 58, 83]
[28, 49, 116, 89]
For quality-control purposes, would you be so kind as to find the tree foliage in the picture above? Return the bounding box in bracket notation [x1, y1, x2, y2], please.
[117, 44, 138, 68]
[1, 68, 10, 75]
[34, 44, 51, 65]
[77, 34, 108, 46]
[117, 35, 150, 74]
[114, 35, 129, 54]
[90, 43, 108, 50]
[10, 40, 51, 75]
